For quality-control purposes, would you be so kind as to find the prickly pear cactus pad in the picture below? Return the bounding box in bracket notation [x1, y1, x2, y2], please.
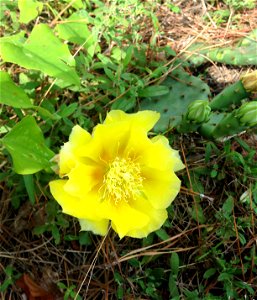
[185, 29, 257, 66]
[139, 68, 211, 132]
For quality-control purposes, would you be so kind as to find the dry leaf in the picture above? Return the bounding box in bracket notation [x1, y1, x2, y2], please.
[16, 274, 55, 300]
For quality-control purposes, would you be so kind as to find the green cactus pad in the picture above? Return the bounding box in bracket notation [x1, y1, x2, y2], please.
[185, 29, 257, 66]
[139, 68, 211, 132]
[199, 112, 246, 140]
[209, 80, 249, 111]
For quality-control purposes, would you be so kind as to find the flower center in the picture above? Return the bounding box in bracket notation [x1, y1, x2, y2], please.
[103, 157, 143, 205]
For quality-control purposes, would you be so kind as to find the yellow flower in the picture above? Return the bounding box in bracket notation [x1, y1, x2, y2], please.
[49, 110, 184, 238]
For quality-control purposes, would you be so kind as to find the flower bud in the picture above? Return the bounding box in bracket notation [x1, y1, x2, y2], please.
[186, 100, 211, 123]
[240, 71, 257, 93]
[236, 101, 257, 127]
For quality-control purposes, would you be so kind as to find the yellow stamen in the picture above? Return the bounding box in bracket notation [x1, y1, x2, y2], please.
[103, 157, 143, 205]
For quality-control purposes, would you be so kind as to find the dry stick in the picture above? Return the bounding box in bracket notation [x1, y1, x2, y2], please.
[117, 225, 208, 263]
[117, 247, 198, 264]
[0, 236, 53, 255]
[50, 0, 78, 27]
[200, 0, 217, 28]
[180, 142, 202, 241]
[180, 186, 214, 202]
[74, 228, 110, 300]
[225, 7, 234, 38]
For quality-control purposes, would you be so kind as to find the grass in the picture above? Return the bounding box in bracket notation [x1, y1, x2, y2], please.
[0, 0, 257, 299]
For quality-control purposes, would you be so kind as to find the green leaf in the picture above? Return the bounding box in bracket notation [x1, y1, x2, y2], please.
[203, 268, 216, 279]
[0, 71, 33, 108]
[2, 116, 55, 174]
[155, 228, 170, 241]
[0, 24, 80, 86]
[222, 196, 234, 216]
[51, 224, 61, 244]
[18, 0, 43, 24]
[33, 224, 48, 235]
[33, 106, 61, 120]
[23, 174, 35, 204]
[56, 11, 100, 57]
[138, 85, 169, 97]
[190, 203, 206, 224]
[0, 278, 13, 292]
[170, 252, 180, 276]
[111, 97, 136, 111]
[218, 272, 233, 281]
[5, 265, 14, 277]
[64, 234, 78, 241]
[169, 274, 179, 298]
[79, 231, 92, 246]
[235, 281, 254, 295]
[58, 103, 78, 118]
[123, 45, 134, 67]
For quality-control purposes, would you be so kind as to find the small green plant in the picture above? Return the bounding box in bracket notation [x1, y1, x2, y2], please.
[57, 282, 82, 300]
[0, 265, 21, 293]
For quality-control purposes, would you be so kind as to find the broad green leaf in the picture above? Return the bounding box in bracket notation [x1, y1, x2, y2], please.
[0, 24, 80, 86]
[56, 11, 100, 57]
[0, 71, 60, 119]
[0, 71, 33, 108]
[0, 31, 26, 44]
[2, 116, 55, 174]
[18, 0, 43, 24]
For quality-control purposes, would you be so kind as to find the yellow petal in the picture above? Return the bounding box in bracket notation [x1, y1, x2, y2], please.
[69, 125, 91, 147]
[59, 143, 75, 175]
[78, 124, 149, 164]
[139, 135, 184, 171]
[142, 167, 181, 209]
[127, 198, 167, 238]
[59, 125, 91, 175]
[79, 218, 109, 236]
[64, 163, 103, 197]
[49, 180, 101, 220]
[151, 136, 185, 171]
[77, 112, 160, 164]
[100, 202, 149, 239]
[104, 110, 160, 132]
